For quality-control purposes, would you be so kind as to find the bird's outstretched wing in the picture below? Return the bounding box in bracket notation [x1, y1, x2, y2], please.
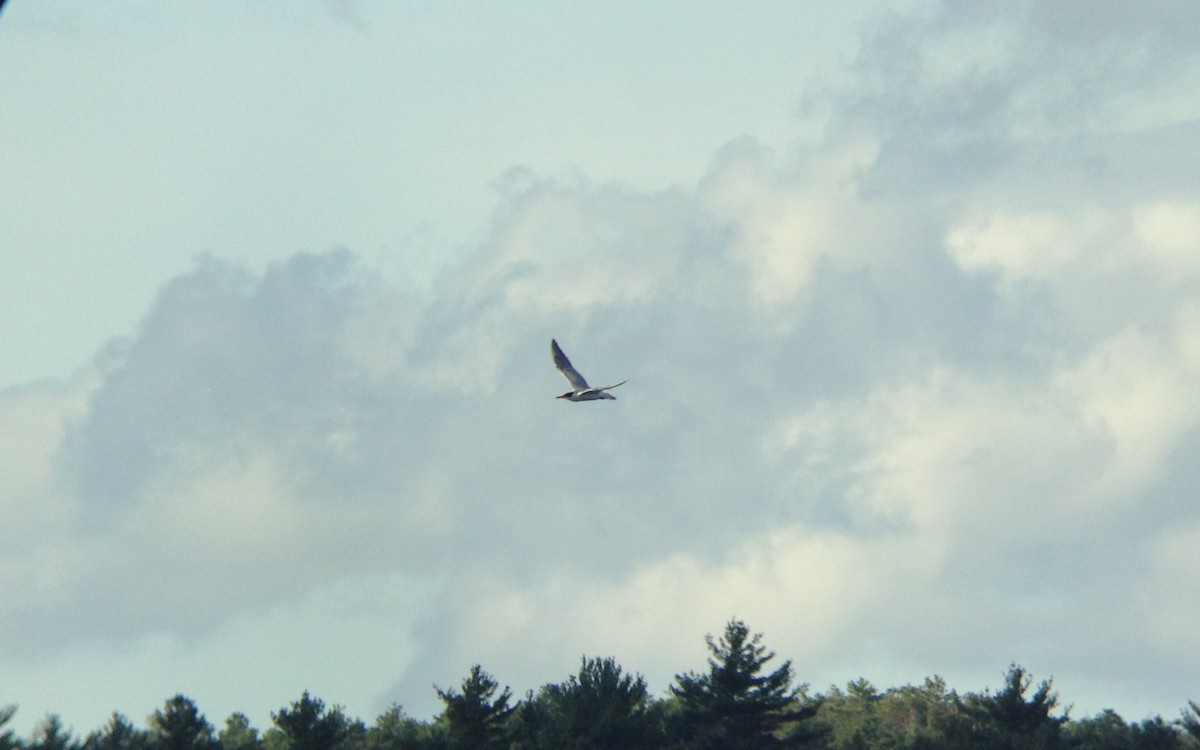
[551, 339, 590, 390]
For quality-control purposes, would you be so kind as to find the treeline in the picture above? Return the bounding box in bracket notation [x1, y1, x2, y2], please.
[5, 619, 1200, 750]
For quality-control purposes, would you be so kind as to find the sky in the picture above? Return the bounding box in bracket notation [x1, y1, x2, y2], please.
[3, 0, 1200, 738]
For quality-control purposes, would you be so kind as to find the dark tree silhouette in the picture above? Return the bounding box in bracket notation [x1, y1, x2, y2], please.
[521, 656, 663, 750]
[1062, 708, 1133, 750]
[83, 713, 147, 750]
[27, 715, 80, 750]
[271, 693, 345, 750]
[962, 665, 1067, 750]
[1062, 711, 1185, 750]
[147, 696, 216, 750]
[1, 706, 19, 750]
[1130, 715, 1183, 750]
[670, 618, 821, 749]
[1180, 701, 1200, 745]
[3, 628, 1197, 750]
[435, 665, 514, 750]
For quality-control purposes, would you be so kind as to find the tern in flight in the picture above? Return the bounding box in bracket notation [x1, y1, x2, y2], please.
[552, 339, 627, 401]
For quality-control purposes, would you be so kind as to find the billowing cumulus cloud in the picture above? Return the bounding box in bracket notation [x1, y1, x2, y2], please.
[3, 0, 1200, 733]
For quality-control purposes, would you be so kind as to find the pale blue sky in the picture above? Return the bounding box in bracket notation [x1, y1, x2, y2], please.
[4, 0, 1200, 739]
[1, 1, 884, 387]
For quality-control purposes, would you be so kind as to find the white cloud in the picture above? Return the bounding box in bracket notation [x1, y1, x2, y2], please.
[945, 209, 1109, 282]
[404, 522, 938, 717]
[1134, 200, 1200, 272]
[1056, 327, 1200, 500]
[700, 138, 891, 321]
[0, 376, 96, 540]
[4, 0, 1200, 736]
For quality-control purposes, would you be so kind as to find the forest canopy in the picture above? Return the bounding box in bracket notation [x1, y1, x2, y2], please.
[5, 619, 1199, 750]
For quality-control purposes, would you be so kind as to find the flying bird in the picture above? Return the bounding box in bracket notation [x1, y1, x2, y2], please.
[551, 339, 627, 401]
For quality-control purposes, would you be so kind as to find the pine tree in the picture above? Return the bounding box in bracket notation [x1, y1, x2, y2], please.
[147, 696, 217, 750]
[1, 706, 19, 750]
[1130, 715, 1183, 750]
[271, 693, 344, 750]
[1181, 701, 1200, 746]
[435, 665, 514, 750]
[27, 715, 80, 750]
[217, 714, 260, 750]
[83, 713, 147, 750]
[669, 618, 821, 749]
[363, 706, 431, 750]
[522, 656, 663, 750]
[962, 665, 1067, 750]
